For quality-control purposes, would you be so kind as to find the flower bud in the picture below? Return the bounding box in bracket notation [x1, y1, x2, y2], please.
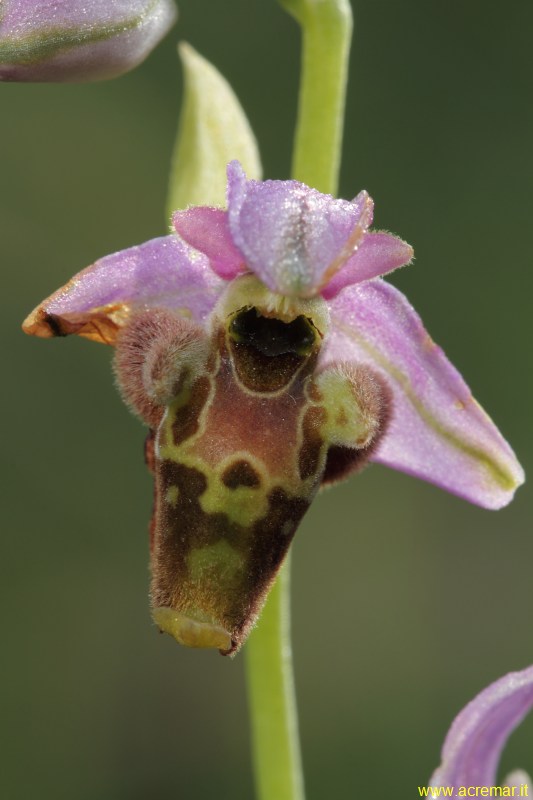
[0, 0, 177, 82]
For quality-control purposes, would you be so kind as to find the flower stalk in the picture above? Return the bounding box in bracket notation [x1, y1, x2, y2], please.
[245, 2, 353, 798]
[245, 555, 304, 800]
[281, 0, 353, 194]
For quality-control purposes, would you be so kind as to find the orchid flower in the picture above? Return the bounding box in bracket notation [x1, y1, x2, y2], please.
[0, 0, 177, 82]
[428, 665, 533, 797]
[22, 161, 524, 654]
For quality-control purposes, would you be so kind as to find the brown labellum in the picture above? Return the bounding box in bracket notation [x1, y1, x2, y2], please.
[114, 281, 388, 654]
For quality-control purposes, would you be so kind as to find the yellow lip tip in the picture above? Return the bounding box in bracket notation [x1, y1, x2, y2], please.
[152, 607, 232, 651]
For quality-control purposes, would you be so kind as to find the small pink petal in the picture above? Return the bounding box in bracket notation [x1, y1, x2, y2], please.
[22, 235, 225, 344]
[320, 279, 524, 509]
[226, 160, 374, 297]
[430, 666, 533, 789]
[172, 207, 246, 281]
[322, 232, 414, 299]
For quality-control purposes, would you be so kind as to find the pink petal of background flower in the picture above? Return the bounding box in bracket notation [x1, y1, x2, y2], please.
[430, 666, 533, 789]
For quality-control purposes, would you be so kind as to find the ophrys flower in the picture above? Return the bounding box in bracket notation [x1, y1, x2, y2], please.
[23, 162, 524, 653]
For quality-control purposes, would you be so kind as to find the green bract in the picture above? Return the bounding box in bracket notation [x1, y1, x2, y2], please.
[167, 43, 262, 216]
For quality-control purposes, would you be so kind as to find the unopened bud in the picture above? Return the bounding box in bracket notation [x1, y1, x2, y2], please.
[0, 0, 177, 82]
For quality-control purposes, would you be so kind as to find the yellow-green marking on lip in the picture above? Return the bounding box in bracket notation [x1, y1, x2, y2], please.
[152, 607, 232, 650]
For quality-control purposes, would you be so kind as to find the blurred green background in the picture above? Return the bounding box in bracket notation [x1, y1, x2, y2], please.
[1, 1, 532, 798]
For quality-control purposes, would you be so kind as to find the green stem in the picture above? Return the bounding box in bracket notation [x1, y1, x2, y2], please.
[245, 3, 352, 798]
[284, 0, 353, 195]
[245, 554, 304, 800]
